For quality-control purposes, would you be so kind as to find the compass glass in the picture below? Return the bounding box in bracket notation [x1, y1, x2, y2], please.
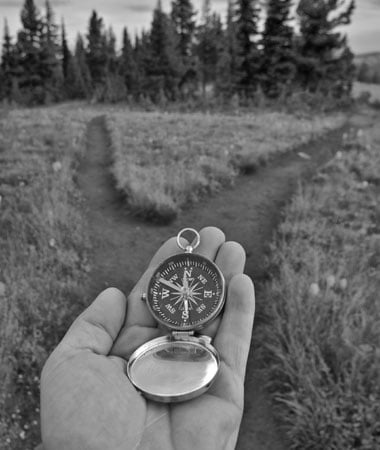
[147, 253, 225, 330]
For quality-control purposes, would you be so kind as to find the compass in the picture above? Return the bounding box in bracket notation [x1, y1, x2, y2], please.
[127, 228, 226, 403]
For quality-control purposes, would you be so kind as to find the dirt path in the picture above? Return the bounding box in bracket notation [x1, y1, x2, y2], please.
[78, 109, 376, 450]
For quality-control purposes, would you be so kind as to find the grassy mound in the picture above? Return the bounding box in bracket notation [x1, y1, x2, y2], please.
[106, 110, 345, 222]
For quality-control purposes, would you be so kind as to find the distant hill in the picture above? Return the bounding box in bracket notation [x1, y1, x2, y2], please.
[355, 52, 380, 84]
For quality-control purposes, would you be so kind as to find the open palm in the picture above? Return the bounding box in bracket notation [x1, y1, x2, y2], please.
[41, 227, 255, 450]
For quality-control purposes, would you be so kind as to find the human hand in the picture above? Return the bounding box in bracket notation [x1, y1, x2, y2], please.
[40, 227, 255, 450]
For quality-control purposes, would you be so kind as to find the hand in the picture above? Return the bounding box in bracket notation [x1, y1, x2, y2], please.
[40, 227, 255, 450]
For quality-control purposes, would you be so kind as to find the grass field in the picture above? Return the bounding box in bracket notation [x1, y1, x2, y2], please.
[0, 103, 351, 449]
[261, 125, 380, 449]
[106, 110, 345, 222]
[0, 105, 100, 449]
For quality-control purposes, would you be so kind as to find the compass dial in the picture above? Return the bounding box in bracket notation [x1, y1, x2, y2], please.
[146, 253, 225, 330]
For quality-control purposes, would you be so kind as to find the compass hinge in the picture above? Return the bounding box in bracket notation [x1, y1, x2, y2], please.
[172, 331, 195, 341]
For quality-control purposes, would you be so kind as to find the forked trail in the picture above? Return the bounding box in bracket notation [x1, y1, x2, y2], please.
[78, 110, 374, 450]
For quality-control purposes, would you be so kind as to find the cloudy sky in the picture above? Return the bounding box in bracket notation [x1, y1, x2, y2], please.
[1, 0, 380, 55]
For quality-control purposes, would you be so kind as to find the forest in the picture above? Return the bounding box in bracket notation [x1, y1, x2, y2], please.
[0, 0, 356, 106]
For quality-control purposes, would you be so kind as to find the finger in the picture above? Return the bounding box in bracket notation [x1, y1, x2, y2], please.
[216, 241, 246, 283]
[125, 236, 188, 329]
[195, 226, 225, 261]
[60, 288, 127, 355]
[214, 275, 255, 381]
[202, 241, 246, 338]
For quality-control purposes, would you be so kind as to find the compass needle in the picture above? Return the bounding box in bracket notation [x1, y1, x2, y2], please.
[159, 278, 183, 293]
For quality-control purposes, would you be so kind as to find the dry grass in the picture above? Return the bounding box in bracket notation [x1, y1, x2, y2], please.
[0, 105, 99, 449]
[106, 110, 345, 222]
[261, 124, 380, 449]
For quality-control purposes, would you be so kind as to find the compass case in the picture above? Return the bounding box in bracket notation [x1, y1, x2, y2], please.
[127, 335, 220, 403]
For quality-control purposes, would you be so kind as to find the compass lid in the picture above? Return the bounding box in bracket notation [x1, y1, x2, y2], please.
[127, 335, 219, 403]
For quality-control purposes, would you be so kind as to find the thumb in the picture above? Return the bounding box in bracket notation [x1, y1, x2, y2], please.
[59, 288, 127, 355]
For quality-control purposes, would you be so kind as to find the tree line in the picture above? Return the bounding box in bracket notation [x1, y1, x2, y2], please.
[357, 61, 380, 85]
[0, 0, 356, 106]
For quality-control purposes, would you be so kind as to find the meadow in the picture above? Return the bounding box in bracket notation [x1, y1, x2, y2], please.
[106, 110, 345, 222]
[261, 126, 380, 449]
[0, 102, 358, 449]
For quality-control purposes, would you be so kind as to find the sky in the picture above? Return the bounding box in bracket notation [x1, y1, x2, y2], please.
[0, 0, 380, 55]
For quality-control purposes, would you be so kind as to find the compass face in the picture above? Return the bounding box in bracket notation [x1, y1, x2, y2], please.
[147, 253, 225, 330]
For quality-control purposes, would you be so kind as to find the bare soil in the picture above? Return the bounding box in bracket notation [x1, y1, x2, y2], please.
[77, 108, 376, 450]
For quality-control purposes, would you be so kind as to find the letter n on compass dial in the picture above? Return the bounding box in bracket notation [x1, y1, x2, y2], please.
[147, 253, 225, 331]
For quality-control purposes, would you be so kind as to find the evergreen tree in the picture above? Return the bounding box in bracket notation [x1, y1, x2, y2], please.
[133, 32, 151, 98]
[61, 19, 71, 83]
[39, 0, 62, 102]
[61, 19, 82, 99]
[171, 0, 196, 58]
[261, 0, 295, 97]
[120, 27, 138, 97]
[104, 27, 127, 102]
[0, 19, 18, 100]
[71, 33, 91, 98]
[148, 0, 181, 100]
[171, 0, 197, 93]
[234, 0, 261, 96]
[296, 0, 355, 96]
[17, 0, 44, 103]
[216, 0, 239, 96]
[105, 27, 117, 74]
[197, 1, 224, 96]
[86, 10, 108, 94]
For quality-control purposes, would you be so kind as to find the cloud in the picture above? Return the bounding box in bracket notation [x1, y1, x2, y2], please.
[0, 0, 22, 8]
[125, 4, 152, 13]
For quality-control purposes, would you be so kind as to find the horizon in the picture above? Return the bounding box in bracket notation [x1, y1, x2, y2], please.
[0, 0, 380, 55]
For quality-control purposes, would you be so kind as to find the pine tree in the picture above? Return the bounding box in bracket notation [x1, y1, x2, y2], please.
[197, 2, 224, 97]
[234, 0, 261, 96]
[133, 32, 151, 98]
[106, 27, 117, 74]
[148, 0, 181, 100]
[296, 0, 355, 97]
[61, 19, 71, 82]
[39, 0, 62, 102]
[71, 33, 91, 98]
[86, 10, 108, 94]
[171, 0, 196, 58]
[17, 0, 44, 103]
[216, 0, 239, 97]
[0, 19, 18, 100]
[120, 27, 138, 97]
[261, 0, 295, 97]
[171, 0, 197, 94]
[104, 27, 127, 102]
